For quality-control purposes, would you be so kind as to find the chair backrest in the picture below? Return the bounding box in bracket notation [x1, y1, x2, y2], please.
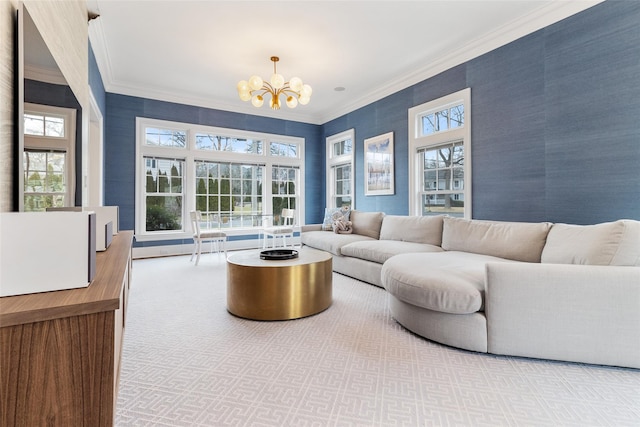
[190, 210, 202, 236]
[281, 208, 295, 226]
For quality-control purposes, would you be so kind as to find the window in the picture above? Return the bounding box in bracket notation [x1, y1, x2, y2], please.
[195, 133, 263, 154]
[418, 142, 464, 216]
[144, 128, 186, 148]
[136, 118, 305, 240]
[326, 129, 354, 209]
[272, 165, 299, 224]
[24, 113, 65, 137]
[23, 150, 66, 211]
[195, 161, 264, 228]
[420, 104, 464, 136]
[408, 89, 471, 218]
[270, 141, 298, 158]
[144, 157, 184, 231]
[23, 104, 76, 211]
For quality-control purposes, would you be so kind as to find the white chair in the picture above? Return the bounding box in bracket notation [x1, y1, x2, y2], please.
[262, 208, 295, 248]
[190, 210, 227, 265]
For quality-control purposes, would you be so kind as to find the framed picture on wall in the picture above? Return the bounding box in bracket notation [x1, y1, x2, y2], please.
[364, 132, 394, 196]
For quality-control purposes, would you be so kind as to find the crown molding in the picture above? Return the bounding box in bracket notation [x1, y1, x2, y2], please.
[91, 0, 604, 127]
[103, 79, 319, 125]
[316, 0, 605, 124]
[88, 14, 114, 94]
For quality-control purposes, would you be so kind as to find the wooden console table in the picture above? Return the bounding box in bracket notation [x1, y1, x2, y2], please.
[0, 231, 133, 426]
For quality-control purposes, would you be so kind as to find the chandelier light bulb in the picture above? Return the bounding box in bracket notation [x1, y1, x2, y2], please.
[270, 73, 285, 89]
[237, 80, 249, 93]
[301, 84, 313, 97]
[251, 94, 264, 108]
[237, 56, 312, 110]
[248, 75, 263, 91]
[298, 95, 310, 105]
[289, 77, 303, 92]
[286, 96, 298, 108]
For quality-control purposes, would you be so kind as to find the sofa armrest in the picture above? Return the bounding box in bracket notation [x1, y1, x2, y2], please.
[485, 262, 640, 368]
[301, 224, 323, 232]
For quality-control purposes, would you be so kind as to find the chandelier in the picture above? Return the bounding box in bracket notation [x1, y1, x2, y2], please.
[237, 56, 312, 110]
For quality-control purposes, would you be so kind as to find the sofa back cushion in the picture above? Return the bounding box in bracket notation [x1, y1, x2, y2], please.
[442, 217, 552, 262]
[379, 215, 444, 246]
[350, 211, 385, 239]
[541, 220, 640, 266]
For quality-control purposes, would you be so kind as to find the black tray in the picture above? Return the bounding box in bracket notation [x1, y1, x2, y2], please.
[260, 249, 299, 260]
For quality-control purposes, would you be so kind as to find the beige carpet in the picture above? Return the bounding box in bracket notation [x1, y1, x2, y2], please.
[116, 252, 640, 426]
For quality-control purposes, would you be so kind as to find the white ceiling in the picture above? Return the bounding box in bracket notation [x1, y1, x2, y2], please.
[87, 0, 604, 125]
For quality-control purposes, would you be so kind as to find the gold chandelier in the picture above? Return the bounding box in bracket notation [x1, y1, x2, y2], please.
[237, 56, 312, 110]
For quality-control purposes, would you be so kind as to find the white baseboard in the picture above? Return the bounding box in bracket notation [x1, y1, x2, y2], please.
[132, 237, 301, 259]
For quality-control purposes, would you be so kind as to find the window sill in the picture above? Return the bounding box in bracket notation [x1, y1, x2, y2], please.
[134, 227, 274, 242]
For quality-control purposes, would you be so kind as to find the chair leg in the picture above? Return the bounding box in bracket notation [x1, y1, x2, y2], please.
[190, 238, 197, 262]
[195, 240, 202, 266]
[217, 238, 227, 260]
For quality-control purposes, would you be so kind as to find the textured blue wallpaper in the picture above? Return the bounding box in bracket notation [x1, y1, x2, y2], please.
[325, 0, 640, 224]
[101, 0, 639, 241]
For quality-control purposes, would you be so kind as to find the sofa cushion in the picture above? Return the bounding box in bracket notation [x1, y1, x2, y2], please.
[442, 217, 552, 263]
[541, 220, 640, 266]
[350, 211, 385, 239]
[379, 215, 444, 246]
[301, 230, 375, 256]
[382, 252, 516, 314]
[341, 240, 443, 264]
[322, 207, 351, 231]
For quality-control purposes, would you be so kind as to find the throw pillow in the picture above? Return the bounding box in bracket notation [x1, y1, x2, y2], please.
[332, 211, 353, 234]
[322, 207, 351, 231]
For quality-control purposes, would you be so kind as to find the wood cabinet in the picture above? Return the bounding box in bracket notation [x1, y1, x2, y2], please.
[0, 231, 133, 426]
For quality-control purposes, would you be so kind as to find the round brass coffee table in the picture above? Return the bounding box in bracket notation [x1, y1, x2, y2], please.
[226, 248, 332, 320]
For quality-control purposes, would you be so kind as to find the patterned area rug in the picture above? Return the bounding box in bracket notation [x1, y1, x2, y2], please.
[116, 253, 640, 426]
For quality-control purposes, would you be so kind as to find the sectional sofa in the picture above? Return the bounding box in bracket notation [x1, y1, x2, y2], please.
[301, 211, 640, 369]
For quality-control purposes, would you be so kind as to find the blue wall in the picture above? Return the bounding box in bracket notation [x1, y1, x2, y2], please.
[100, 0, 639, 240]
[324, 0, 640, 224]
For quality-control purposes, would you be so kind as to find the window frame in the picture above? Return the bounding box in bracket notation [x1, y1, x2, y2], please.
[408, 88, 471, 218]
[23, 103, 76, 211]
[135, 117, 305, 241]
[326, 129, 355, 209]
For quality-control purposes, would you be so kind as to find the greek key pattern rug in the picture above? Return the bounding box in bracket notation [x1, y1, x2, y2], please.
[116, 253, 640, 426]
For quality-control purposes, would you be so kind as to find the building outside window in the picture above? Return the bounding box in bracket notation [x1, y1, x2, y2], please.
[408, 88, 471, 218]
[136, 118, 304, 240]
[326, 129, 354, 209]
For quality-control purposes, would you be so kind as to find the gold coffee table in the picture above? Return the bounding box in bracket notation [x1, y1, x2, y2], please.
[226, 248, 332, 320]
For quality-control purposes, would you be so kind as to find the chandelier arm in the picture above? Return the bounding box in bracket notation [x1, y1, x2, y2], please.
[261, 82, 276, 93]
[251, 89, 270, 97]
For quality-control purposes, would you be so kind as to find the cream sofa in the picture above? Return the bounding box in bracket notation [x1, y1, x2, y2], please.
[301, 212, 640, 369]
